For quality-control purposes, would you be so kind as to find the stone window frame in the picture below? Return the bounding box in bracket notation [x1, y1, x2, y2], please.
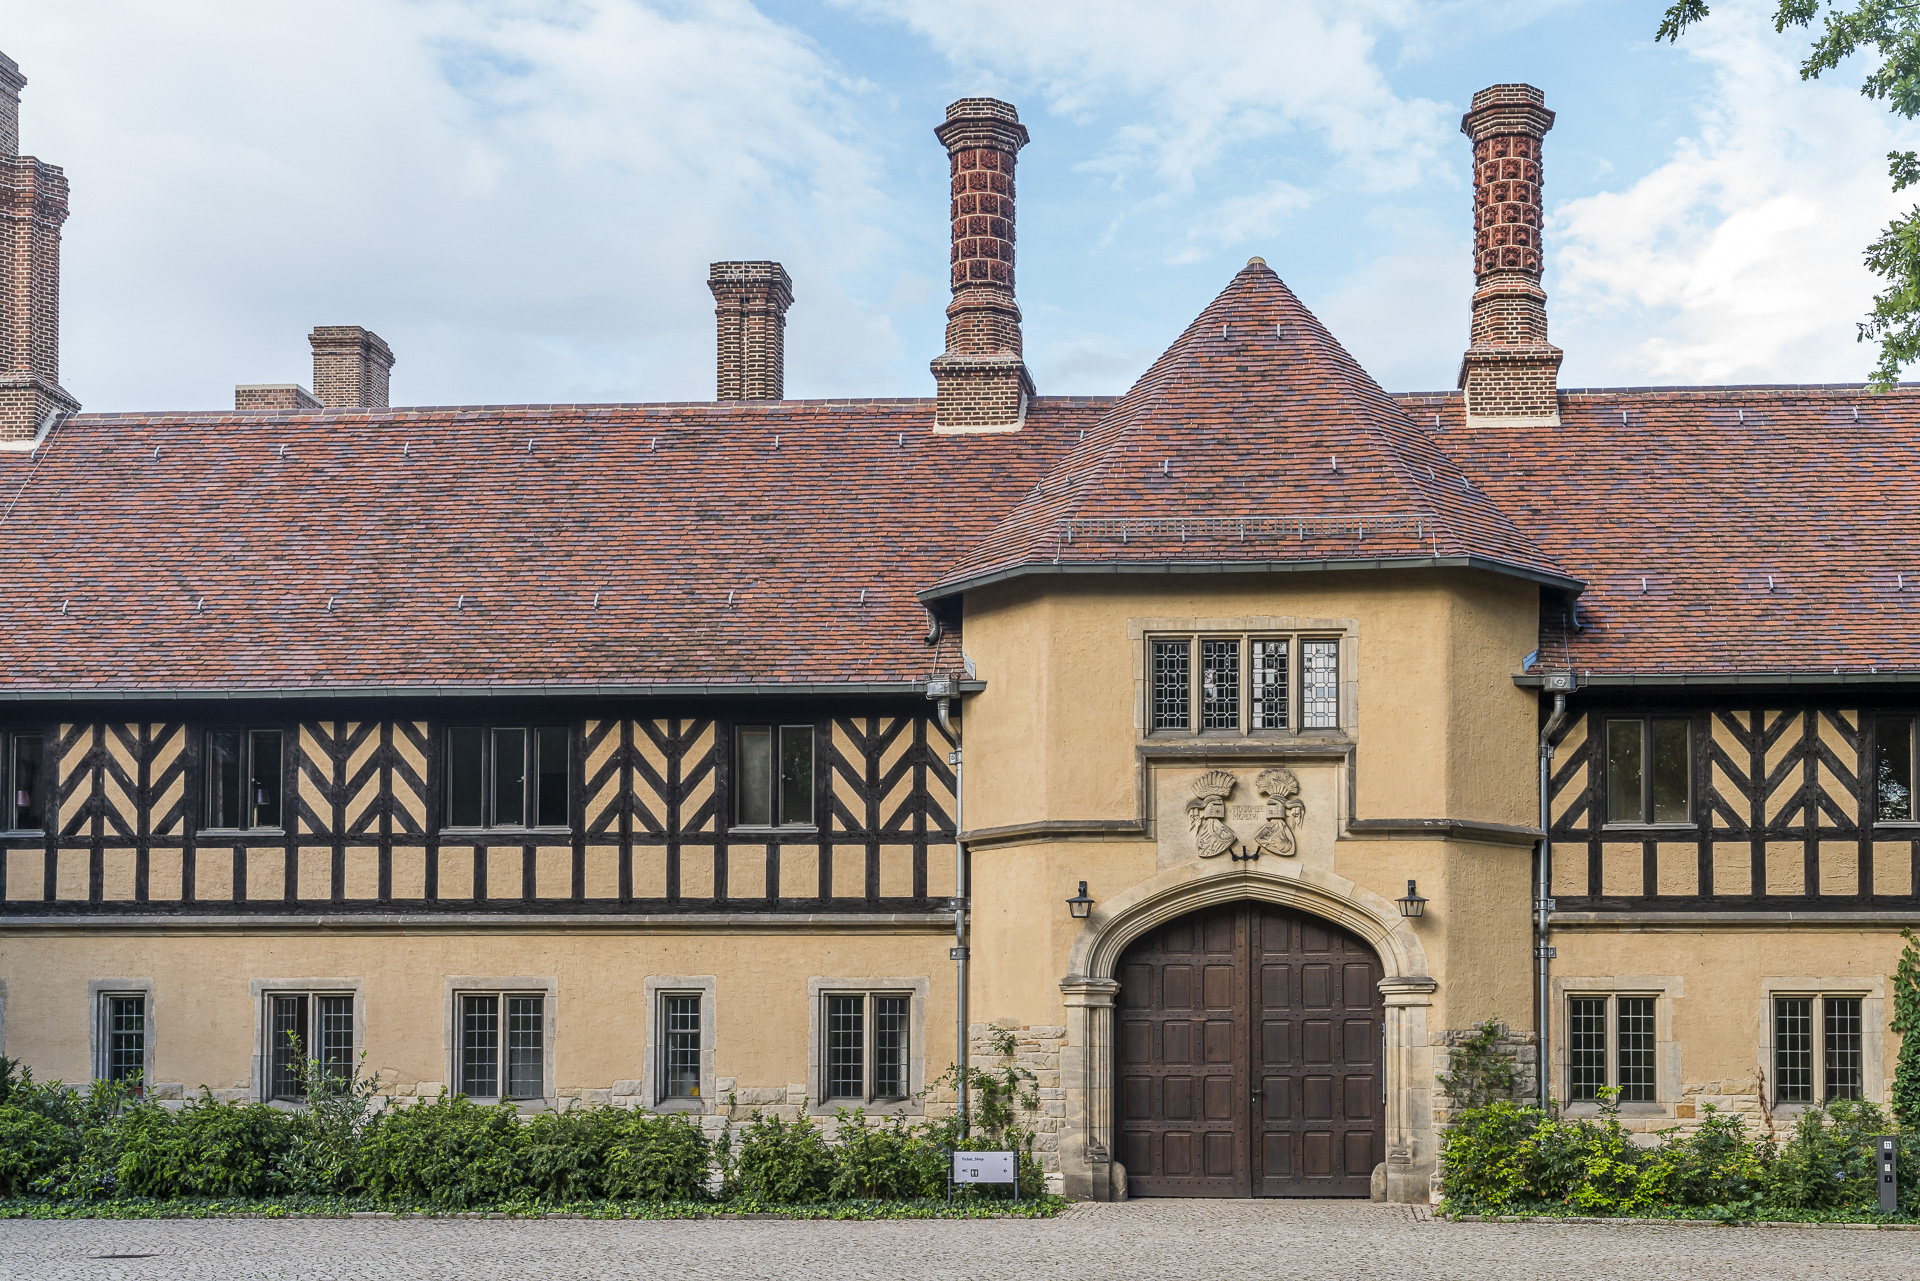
[1129, 615, 1358, 739]
[1758, 976, 1886, 1116]
[247, 977, 366, 1105]
[805, 975, 928, 1117]
[641, 975, 716, 1113]
[1549, 975, 1683, 1116]
[443, 975, 558, 1110]
[88, 977, 156, 1087]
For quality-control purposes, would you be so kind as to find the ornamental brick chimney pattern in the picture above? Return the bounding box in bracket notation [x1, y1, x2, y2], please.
[709, 261, 792, 401]
[1458, 83, 1562, 423]
[0, 51, 80, 442]
[309, 325, 395, 409]
[929, 97, 1034, 431]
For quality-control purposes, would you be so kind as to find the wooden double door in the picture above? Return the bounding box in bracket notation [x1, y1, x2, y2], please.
[1117, 902, 1383, 1197]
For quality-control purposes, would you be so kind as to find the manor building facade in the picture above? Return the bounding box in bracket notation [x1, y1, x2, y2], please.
[1, 57, 1915, 1202]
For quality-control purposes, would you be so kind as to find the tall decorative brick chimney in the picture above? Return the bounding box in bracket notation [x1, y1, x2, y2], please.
[930, 98, 1033, 432]
[1459, 84, 1562, 424]
[309, 325, 394, 408]
[0, 52, 79, 443]
[709, 261, 792, 401]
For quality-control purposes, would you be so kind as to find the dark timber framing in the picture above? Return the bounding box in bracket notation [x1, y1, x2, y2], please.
[0, 697, 957, 918]
[1546, 692, 1920, 913]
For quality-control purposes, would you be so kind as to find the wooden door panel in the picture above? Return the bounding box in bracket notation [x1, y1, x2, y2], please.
[1119, 901, 1381, 1198]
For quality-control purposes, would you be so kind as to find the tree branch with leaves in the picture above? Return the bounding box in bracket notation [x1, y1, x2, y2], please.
[1660, 1, 1920, 386]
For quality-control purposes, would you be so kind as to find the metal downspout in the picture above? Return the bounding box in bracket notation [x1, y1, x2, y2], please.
[1536, 691, 1569, 1109]
[936, 695, 969, 1135]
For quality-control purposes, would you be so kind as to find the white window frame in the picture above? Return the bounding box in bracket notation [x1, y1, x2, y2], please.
[642, 974, 716, 1113]
[1550, 975, 1682, 1113]
[1759, 978, 1884, 1112]
[248, 977, 365, 1104]
[443, 976, 557, 1107]
[805, 975, 928, 1117]
[89, 978, 156, 1089]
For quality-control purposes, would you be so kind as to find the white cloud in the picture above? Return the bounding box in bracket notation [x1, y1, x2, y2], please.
[5, 0, 900, 410]
[835, 0, 1455, 195]
[1550, 0, 1920, 386]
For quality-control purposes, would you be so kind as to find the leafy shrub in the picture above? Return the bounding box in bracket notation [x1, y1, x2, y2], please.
[0, 1103, 78, 1195]
[521, 1106, 628, 1201]
[114, 1094, 298, 1197]
[1894, 928, 1920, 1130]
[357, 1095, 526, 1208]
[727, 1113, 835, 1203]
[1761, 1098, 1889, 1212]
[605, 1112, 713, 1201]
[829, 1110, 945, 1200]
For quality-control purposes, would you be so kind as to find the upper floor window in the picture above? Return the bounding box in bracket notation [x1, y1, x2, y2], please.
[207, 729, 283, 831]
[1604, 717, 1690, 825]
[1773, 994, 1863, 1104]
[735, 724, 814, 827]
[4, 730, 42, 832]
[265, 991, 354, 1102]
[1877, 718, 1915, 822]
[447, 726, 568, 829]
[1149, 633, 1339, 735]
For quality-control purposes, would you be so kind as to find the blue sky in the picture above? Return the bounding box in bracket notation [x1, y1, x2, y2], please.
[4, 0, 1914, 410]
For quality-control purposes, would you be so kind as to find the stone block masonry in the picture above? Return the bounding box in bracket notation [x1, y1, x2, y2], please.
[0, 49, 79, 442]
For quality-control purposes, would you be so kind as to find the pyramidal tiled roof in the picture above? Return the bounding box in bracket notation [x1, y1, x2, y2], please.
[927, 261, 1575, 598]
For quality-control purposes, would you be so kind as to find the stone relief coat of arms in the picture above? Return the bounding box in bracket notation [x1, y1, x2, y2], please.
[1183, 766, 1305, 861]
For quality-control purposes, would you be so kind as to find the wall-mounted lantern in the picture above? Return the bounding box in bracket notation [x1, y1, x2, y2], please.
[1396, 879, 1428, 918]
[1066, 881, 1095, 919]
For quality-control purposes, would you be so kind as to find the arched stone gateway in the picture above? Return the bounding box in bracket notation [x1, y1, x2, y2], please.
[1056, 863, 1438, 1203]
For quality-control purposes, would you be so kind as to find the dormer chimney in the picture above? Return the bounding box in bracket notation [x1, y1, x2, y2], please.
[929, 98, 1033, 432]
[0, 51, 80, 442]
[309, 326, 394, 408]
[1459, 84, 1562, 425]
[709, 261, 792, 401]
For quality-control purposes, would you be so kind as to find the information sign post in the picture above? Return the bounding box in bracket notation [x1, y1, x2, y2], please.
[949, 1151, 1019, 1204]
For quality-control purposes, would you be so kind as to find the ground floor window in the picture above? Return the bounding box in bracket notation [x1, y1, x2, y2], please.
[822, 991, 909, 1103]
[1773, 994, 1864, 1103]
[659, 992, 702, 1102]
[457, 992, 545, 1100]
[98, 993, 146, 1089]
[1567, 994, 1657, 1102]
[265, 992, 354, 1101]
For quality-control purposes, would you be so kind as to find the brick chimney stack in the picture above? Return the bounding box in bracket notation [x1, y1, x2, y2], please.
[0, 51, 80, 442]
[930, 98, 1033, 432]
[709, 261, 792, 401]
[309, 326, 395, 408]
[1458, 84, 1562, 424]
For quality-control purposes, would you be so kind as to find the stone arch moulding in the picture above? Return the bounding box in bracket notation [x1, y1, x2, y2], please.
[1056, 862, 1440, 1204]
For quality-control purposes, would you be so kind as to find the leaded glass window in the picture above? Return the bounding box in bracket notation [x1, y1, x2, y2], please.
[1200, 640, 1240, 730]
[1568, 996, 1607, 1101]
[1151, 640, 1190, 731]
[101, 994, 145, 1087]
[457, 991, 544, 1100]
[823, 991, 911, 1103]
[1774, 997, 1813, 1104]
[825, 994, 865, 1100]
[1616, 996, 1656, 1102]
[267, 992, 354, 1101]
[1251, 640, 1289, 729]
[1302, 639, 1339, 729]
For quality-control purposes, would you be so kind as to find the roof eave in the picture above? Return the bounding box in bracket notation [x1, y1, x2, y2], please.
[1512, 671, 1920, 689]
[0, 680, 988, 703]
[919, 554, 1584, 604]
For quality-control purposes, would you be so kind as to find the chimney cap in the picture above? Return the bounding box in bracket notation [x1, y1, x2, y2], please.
[0, 51, 24, 96]
[1461, 82, 1554, 138]
[936, 97, 1029, 151]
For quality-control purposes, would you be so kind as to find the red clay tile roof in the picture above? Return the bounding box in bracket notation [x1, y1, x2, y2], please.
[0, 398, 1107, 693]
[928, 262, 1575, 598]
[1423, 384, 1920, 678]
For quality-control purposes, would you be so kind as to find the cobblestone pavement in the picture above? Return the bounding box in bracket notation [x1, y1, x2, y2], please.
[3, 1202, 1917, 1281]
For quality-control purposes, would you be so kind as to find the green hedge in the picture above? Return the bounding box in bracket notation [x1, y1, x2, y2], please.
[0, 1058, 1043, 1210]
[1441, 1093, 1920, 1219]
